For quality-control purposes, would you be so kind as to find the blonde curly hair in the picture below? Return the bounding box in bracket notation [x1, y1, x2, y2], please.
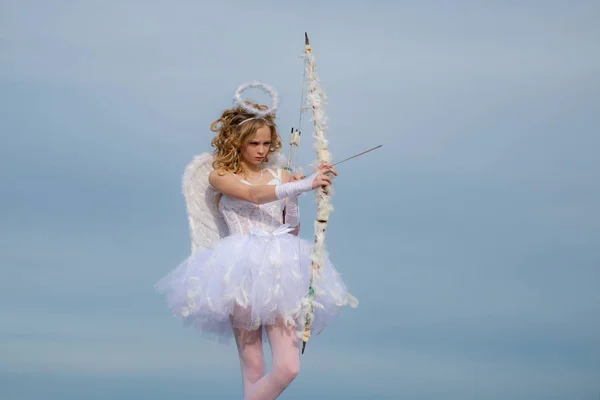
[210, 101, 282, 174]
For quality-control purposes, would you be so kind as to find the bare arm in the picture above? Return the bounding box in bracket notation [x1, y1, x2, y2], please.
[209, 170, 279, 205]
[209, 163, 336, 205]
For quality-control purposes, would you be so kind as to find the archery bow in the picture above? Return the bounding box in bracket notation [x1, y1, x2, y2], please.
[299, 32, 332, 354]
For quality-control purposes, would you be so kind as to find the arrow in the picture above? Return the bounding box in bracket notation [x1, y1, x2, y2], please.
[331, 144, 382, 167]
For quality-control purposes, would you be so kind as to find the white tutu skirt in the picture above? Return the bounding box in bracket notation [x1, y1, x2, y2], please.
[155, 229, 358, 341]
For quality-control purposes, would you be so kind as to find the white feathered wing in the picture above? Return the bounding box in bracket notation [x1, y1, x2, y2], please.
[182, 153, 228, 254]
[182, 151, 288, 254]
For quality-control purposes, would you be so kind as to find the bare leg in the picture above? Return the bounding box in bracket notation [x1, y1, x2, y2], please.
[244, 318, 300, 400]
[233, 325, 265, 395]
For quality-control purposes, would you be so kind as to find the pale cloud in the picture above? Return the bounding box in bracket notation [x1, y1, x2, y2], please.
[1, 1, 599, 399]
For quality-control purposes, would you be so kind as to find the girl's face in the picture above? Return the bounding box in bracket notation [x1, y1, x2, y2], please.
[240, 125, 272, 168]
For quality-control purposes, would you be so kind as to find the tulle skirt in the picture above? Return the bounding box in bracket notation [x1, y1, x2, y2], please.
[155, 226, 358, 341]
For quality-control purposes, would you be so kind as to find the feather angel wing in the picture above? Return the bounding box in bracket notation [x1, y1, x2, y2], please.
[182, 153, 228, 254]
[182, 151, 288, 254]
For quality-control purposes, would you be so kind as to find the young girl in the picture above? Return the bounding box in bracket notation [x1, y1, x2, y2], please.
[155, 82, 357, 399]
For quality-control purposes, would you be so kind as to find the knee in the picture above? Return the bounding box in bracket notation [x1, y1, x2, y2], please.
[238, 346, 264, 380]
[241, 354, 264, 380]
[272, 360, 299, 386]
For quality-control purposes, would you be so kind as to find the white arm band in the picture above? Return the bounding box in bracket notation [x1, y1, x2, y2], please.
[274, 172, 317, 200]
[285, 195, 300, 227]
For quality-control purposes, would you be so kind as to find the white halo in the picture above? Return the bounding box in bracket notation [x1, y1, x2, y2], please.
[233, 81, 280, 117]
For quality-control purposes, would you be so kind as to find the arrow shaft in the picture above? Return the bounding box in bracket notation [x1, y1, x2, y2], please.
[331, 145, 382, 167]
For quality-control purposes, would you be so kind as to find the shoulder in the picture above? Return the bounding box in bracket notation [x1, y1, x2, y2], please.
[280, 168, 291, 183]
[209, 168, 235, 190]
[266, 167, 289, 183]
[209, 168, 232, 181]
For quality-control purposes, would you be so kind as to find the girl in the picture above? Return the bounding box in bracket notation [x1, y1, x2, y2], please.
[155, 82, 357, 399]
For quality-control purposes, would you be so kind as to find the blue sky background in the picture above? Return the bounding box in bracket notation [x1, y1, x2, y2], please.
[1, 1, 599, 399]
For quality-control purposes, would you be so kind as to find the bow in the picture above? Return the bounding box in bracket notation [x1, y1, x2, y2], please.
[249, 223, 295, 238]
[297, 32, 332, 354]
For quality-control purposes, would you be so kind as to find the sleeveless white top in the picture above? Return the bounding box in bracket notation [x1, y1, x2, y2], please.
[218, 168, 285, 236]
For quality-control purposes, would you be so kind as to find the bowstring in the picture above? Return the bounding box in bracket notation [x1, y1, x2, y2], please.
[293, 51, 307, 336]
[297, 53, 307, 135]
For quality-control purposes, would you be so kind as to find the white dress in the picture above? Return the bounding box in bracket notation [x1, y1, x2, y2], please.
[155, 167, 358, 341]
